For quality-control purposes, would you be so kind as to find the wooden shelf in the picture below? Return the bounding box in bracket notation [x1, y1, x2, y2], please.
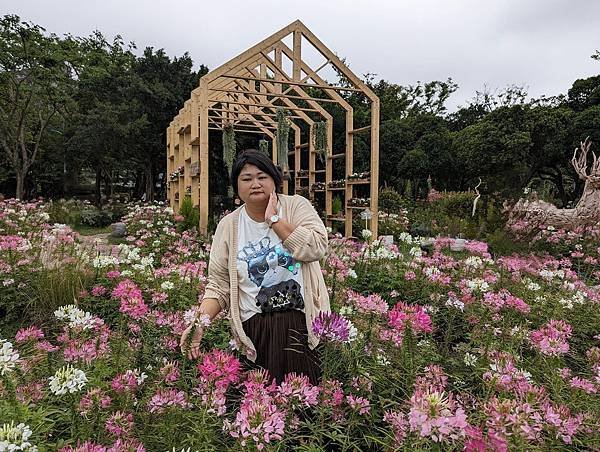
[329, 153, 345, 160]
[327, 187, 346, 191]
[311, 170, 326, 174]
[347, 179, 370, 185]
[347, 205, 370, 209]
[327, 217, 346, 222]
[295, 176, 309, 179]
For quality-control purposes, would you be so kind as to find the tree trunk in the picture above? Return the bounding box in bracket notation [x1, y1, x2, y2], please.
[95, 167, 102, 207]
[15, 170, 25, 200]
[144, 164, 154, 202]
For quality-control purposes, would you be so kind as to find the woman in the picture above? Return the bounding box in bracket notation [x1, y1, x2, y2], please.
[180, 149, 330, 384]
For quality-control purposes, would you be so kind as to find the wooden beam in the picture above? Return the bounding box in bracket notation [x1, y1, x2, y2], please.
[208, 127, 272, 134]
[211, 87, 339, 104]
[202, 21, 299, 83]
[293, 29, 302, 80]
[296, 22, 379, 101]
[349, 125, 371, 134]
[209, 98, 322, 113]
[208, 107, 304, 120]
[216, 73, 363, 92]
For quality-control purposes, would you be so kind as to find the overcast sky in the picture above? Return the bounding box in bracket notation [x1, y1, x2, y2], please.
[4, 0, 599, 111]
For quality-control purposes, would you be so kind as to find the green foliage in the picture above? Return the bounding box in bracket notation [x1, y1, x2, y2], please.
[431, 191, 476, 218]
[276, 107, 290, 173]
[0, 15, 83, 198]
[258, 139, 269, 156]
[222, 124, 236, 196]
[379, 187, 409, 212]
[46, 200, 83, 226]
[332, 196, 342, 215]
[312, 121, 328, 163]
[79, 207, 114, 227]
[485, 228, 528, 256]
[178, 195, 200, 232]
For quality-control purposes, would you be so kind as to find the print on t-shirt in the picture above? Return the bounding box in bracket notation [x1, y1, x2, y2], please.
[237, 236, 304, 313]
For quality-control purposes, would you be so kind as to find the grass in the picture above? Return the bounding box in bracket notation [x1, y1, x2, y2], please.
[72, 225, 112, 236]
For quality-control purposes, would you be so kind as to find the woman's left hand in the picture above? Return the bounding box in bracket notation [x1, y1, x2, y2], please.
[265, 191, 278, 223]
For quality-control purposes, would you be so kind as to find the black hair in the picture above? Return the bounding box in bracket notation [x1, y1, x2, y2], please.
[230, 149, 283, 195]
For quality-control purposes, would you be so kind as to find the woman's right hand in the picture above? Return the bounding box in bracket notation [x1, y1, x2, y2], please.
[180, 324, 204, 359]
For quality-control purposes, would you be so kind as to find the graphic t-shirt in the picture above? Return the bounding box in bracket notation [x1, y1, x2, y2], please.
[237, 205, 305, 322]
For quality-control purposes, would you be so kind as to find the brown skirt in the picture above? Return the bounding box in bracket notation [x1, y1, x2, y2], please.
[242, 310, 322, 385]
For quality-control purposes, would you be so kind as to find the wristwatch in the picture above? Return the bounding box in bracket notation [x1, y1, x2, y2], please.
[268, 214, 280, 228]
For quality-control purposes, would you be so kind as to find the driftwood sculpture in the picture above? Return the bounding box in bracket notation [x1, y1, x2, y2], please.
[507, 137, 600, 235]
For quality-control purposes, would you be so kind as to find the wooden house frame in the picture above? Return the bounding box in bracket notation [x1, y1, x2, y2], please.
[166, 20, 380, 237]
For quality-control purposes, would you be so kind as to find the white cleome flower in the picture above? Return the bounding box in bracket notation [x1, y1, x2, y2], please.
[160, 281, 175, 291]
[445, 296, 465, 311]
[464, 352, 478, 367]
[361, 229, 373, 240]
[465, 278, 490, 293]
[0, 339, 20, 376]
[48, 365, 88, 395]
[0, 422, 37, 451]
[464, 256, 483, 269]
[339, 306, 355, 317]
[525, 281, 541, 291]
[92, 255, 119, 268]
[347, 323, 358, 343]
[347, 269, 357, 279]
[376, 352, 391, 366]
[398, 232, 414, 244]
[54, 305, 95, 330]
[409, 246, 423, 258]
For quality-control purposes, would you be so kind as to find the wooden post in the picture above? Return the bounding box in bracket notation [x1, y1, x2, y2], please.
[370, 98, 380, 239]
[199, 81, 209, 234]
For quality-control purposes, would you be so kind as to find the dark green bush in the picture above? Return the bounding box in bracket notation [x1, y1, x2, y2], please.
[80, 207, 114, 227]
[379, 187, 410, 212]
[178, 195, 200, 232]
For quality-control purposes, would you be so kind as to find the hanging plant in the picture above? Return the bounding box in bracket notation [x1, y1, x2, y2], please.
[258, 139, 269, 157]
[312, 121, 328, 164]
[223, 123, 236, 196]
[276, 107, 290, 174]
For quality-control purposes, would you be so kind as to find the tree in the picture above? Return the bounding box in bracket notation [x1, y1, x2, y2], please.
[0, 15, 82, 198]
[450, 105, 532, 195]
[567, 75, 600, 111]
[130, 48, 204, 200]
[66, 31, 145, 204]
[523, 106, 574, 205]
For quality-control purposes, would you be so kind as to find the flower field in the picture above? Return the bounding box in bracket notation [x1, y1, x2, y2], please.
[1, 199, 599, 451]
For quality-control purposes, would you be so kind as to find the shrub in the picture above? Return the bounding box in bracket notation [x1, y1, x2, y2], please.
[79, 207, 114, 227]
[379, 187, 410, 213]
[178, 195, 200, 232]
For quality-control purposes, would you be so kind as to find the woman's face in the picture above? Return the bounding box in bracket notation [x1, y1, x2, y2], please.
[237, 163, 275, 205]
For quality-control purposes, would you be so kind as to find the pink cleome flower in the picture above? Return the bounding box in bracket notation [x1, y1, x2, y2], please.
[15, 326, 44, 343]
[530, 320, 572, 356]
[148, 388, 191, 414]
[112, 279, 148, 320]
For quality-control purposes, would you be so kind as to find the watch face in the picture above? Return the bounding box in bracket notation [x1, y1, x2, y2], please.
[270, 214, 279, 223]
